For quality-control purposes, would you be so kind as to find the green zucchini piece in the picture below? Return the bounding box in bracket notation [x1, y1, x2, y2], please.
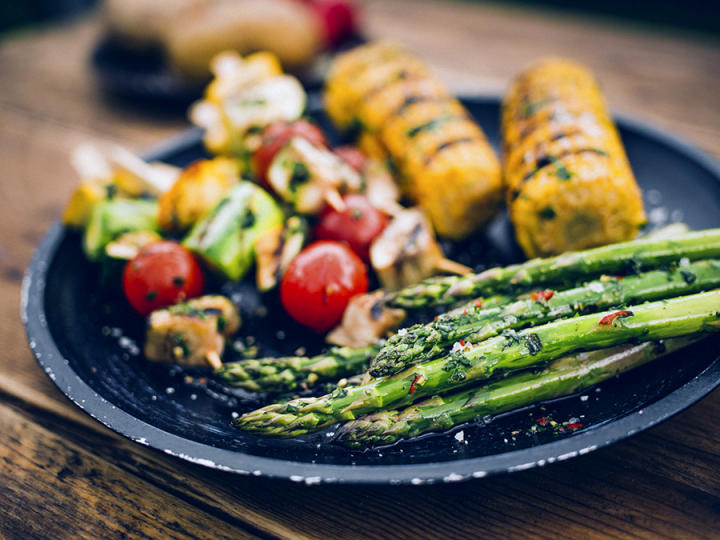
[83, 198, 158, 261]
[184, 182, 283, 281]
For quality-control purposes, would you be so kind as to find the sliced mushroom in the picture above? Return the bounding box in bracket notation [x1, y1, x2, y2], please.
[326, 290, 406, 348]
[370, 207, 470, 290]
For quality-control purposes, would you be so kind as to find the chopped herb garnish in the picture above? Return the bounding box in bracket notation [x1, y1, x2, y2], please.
[105, 184, 117, 200]
[217, 316, 227, 333]
[554, 162, 574, 180]
[350, 208, 363, 220]
[289, 161, 310, 192]
[240, 209, 256, 229]
[538, 206, 556, 220]
[525, 333, 543, 355]
[680, 269, 696, 284]
[172, 276, 185, 287]
[406, 114, 453, 137]
[145, 290, 157, 301]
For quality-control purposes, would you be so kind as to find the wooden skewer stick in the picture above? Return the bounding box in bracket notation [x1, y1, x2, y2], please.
[324, 189, 347, 212]
[435, 257, 472, 275]
[205, 351, 223, 370]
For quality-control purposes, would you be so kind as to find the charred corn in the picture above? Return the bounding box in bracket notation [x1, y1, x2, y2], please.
[325, 42, 502, 239]
[502, 58, 646, 257]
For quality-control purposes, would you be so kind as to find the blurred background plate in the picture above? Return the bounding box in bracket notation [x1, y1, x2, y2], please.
[23, 96, 720, 484]
[89, 31, 366, 109]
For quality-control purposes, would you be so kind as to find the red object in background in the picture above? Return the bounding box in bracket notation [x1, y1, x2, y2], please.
[308, 0, 359, 47]
[122, 241, 205, 316]
[314, 193, 389, 262]
[333, 145, 367, 172]
[280, 240, 368, 332]
[253, 120, 327, 188]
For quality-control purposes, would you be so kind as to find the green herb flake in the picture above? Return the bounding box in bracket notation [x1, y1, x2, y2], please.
[289, 161, 310, 192]
[525, 333, 543, 355]
[172, 276, 185, 287]
[554, 162, 574, 180]
[145, 290, 158, 302]
[217, 316, 227, 333]
[680, 269, 696, 284]
[538, 206, 556, 220]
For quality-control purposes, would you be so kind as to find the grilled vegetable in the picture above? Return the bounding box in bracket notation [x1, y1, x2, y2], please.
[371, 259, 720, 377]
[83, 198, 158, 261]
[325, 41, 502, 238]
[216, 345, 378, 394]
[123, 241, 206, 316]
[267, 137, 362, 213]
[105, 230, 162, 261]
[254, 215, 308, 291]
[190, 51, 306, 156]
[183, 182, 283, 281]
[280, 241, 368, 333]
[64, 144, 179, 228]
[235, 290, 720, 437]
[157, 157, 240, 232]
[388, 227, 720, 309]
[369, 208, 470, 290]
[326, 290, 406, 348]
[337, 338, 697, 448]
[145, 295, 240, 369]
[502, 58, 646, 257]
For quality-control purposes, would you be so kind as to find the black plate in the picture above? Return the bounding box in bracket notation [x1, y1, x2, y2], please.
[90, 33, 366, 109]
[22, 97, 720, 485]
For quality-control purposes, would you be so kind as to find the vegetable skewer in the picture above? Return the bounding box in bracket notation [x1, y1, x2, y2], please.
[235, 290, 720, 437]
[370, 259, 720, 377]
[337, 337, 698, 448]
[387, 228, 720, 309]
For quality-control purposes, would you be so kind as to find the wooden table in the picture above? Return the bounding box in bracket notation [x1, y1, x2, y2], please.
[2, 1, 719, 537]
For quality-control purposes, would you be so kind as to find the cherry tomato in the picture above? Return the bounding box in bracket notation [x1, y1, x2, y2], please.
[253, 120, 327, 188]
[333, 146, 367, 172]
[280, 240, 368, 332]
[122, 241, 205, 316]
[314, 194, 388, 262]
[309, 1, 358, 47]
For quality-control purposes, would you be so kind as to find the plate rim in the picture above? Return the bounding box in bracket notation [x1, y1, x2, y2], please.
[22, 95, 720, 485]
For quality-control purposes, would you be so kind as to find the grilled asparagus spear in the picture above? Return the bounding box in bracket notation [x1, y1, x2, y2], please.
[337, 337, 697, 448]
[216, 345, 379, 393]
[387, 228, 720, 309]
[370, 259, 720, 377]
[234, 290, 720, 437]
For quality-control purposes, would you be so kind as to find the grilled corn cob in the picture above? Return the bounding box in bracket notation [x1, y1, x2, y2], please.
[502, 58, 646, 257]
[325, 42, 502, 239]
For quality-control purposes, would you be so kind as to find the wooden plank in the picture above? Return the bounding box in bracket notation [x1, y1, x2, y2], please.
[0, 403, 261, 540]
[3, 384, 719, 540]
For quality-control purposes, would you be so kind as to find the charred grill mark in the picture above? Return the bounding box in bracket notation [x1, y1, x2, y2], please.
[390, 95, 445, 120]
[511, 147, 610, 201]
[360, 69, 412, 103]
[423, 137, 475, 166]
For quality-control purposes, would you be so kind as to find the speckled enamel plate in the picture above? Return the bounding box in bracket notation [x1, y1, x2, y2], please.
[22, 97, 720, 485]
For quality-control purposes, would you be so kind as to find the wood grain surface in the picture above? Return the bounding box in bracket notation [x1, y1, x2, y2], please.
[1, 1, 719, 538]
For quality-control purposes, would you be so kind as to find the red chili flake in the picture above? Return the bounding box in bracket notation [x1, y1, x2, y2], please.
[434, 316, 439, 321]
[566, 423, 584, 430]
[536, 417, 548, 426]
[599, 310, 633, 326]
[459, 339, 466, 347]
[409, 375, 423, 395]
[474, 299, 483, 309]
[463, 309, 468, 315]
[530, 289, 555, 301]
[615, 276, 624, 281]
